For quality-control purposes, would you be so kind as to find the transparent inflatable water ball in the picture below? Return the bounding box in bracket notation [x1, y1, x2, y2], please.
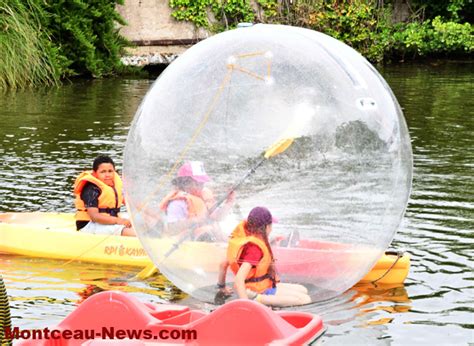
[124, 24, 412, 304]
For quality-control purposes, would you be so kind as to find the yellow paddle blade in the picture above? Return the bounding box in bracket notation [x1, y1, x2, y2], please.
[264, 138, 294, 159]
[134, 263, 157, 280]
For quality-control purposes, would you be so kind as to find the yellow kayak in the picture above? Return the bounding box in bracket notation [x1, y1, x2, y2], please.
[0, 212, 149, 267]
[0, 212, 409, 285]
[359, 250, 410, 284]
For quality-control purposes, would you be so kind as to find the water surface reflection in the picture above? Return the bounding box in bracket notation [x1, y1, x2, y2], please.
[1, 62, 473, 344]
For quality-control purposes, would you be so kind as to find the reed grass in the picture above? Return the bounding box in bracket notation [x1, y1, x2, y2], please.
[0, 0, 60, 90]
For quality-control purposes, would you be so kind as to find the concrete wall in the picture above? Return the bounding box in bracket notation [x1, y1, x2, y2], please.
[117, 0, 210, 63]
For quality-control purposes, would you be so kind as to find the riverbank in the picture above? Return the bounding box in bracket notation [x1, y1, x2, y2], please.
[120, 45, 473, 68]
[1, 1, 472, 88]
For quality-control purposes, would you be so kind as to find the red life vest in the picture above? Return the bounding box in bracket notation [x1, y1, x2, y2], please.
[74, 171, 124, 222]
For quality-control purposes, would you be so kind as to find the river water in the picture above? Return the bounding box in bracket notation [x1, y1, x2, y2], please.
[0, 62, 472, 344]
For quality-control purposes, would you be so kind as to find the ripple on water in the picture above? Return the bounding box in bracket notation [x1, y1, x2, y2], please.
[0, 65, 473, 343]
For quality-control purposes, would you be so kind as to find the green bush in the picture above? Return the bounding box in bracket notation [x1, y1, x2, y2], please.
[392, 17, 473, 58]
[170, 0, 255, 30]
[1, 0, 130, 89]
[168, 0, 473, 63]
[430, 17, 473, 53]
[290, 1, 393, 62]
[410, 0, 473, 22]
[41, 0, 129, 78]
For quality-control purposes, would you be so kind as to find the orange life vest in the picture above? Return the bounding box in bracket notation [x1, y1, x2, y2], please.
[227, 221, 275, 293]
[230, 220, 248, 238]
[74, 171, 124, 222]
[159, 190, 208, 218]
[159, 188, 218, 240]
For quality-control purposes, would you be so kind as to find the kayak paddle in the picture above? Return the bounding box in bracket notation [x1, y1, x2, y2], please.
[134, 136, 295, 280]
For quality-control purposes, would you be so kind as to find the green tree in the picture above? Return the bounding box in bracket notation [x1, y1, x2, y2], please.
[41, 0, 129, 78]
[1, 0, 130, 89]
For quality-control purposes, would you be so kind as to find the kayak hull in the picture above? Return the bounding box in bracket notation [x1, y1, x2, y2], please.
[0, 213, 149, 267]
[0, 212, 409, 285]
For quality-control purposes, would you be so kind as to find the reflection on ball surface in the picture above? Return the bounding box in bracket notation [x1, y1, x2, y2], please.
[124, 24, 412, 304]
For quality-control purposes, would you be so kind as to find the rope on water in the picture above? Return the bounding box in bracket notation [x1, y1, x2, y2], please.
[0, 275, 12, 346]
[371, 251, 403, 284]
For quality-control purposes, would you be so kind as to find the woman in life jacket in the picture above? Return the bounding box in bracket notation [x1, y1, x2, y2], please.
[159, 161, 234, 242]
[74, 155, 135, 237]
[221, 206, 311, 307]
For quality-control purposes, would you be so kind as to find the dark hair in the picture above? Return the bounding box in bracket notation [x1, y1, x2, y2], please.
[171, 176, 195, 190]
[245, 222, 275, 271]
[93, 155, 115, 171]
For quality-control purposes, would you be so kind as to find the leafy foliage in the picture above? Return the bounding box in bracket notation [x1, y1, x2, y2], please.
[168, 0, 473, 63]
[1, 0, 129, 89]
[169, 0, 255, 30]
[0, 0, 63, 89]
[410, 0, 473, 22]
[40, 0, 129, 78]
[391, 17, 473, 59]
[288, 1, 394, 62]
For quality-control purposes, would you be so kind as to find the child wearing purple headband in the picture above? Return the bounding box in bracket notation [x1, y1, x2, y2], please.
[218, 206, 311, 307]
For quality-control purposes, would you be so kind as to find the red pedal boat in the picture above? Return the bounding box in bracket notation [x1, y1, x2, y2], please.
[18, 291, 325, 345]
